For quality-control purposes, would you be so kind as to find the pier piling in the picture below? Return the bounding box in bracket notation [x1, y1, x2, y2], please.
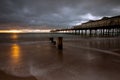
[49, 37, 56, 45]
[57, 37, 63, 50]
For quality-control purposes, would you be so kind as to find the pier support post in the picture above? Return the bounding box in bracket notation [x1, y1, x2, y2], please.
[49, 37, 56, 45]
[89, 29, 92, 37]
[49, 37, 54, 43]
[80, 30, 81, 35]
[103, 29, 105, 36]
[106, 29, 109, 36]
[100, 29, 102, 37]
[112, 28, 114, 37]
[116, 28, 118, 36]
[81, 30, 83, 36]
[57, 37, 63, 50]
[117, 27, 119, 36]
[94, 29, 97, 37]
[75, 30, 77, 35]
[118, 28, 120, 36]
[79, 30, 80, 35]
[85, 30, 87, 36]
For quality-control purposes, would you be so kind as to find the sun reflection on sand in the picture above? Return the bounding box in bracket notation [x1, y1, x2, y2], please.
[11, 33, 18, 40]
[11, 44, 20, 64]
[10, 34, 19, 63]
[10, 33, 21, 64]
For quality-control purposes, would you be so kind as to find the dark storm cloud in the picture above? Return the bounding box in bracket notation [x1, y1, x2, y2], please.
[0, 0, 120, 27]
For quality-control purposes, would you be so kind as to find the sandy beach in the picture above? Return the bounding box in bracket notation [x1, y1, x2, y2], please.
[0, 33, 120, 80]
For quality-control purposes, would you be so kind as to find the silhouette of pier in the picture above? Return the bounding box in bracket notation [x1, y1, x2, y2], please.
[51, 15, 120, 37]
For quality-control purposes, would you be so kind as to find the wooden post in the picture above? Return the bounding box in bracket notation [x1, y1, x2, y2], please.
[49, 37, 54, 43]
[85, 30, 87, 36]
[75, 30, 77, 35]
[116, 28, 118, 36]
[100, 29, 102, 37]
[107, 29, 109, 36]
[79, 30, 80, 35]
[102, 29, 104, 36]
[57, 37, 63, 50]
[89, 29, 92, 37]
[81, 30, 83, 36]
[49, 37, 56, 45]
[117, 27, 119, 36]
[80, 30, 81, 35]
[94, 29, 97, 36]
[112, 28, 114, 37]
[118, 28, 120, 36]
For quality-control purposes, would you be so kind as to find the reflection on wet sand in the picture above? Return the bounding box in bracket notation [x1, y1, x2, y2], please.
[10, 33, 20, 65]
[65, 37, 120, 53]
[0, 33, 120, 80]
[88, 38, 120, 51]
[11, 44, 20, 65]
[57, 50, 63, 63]
[11, 33, 18, 40]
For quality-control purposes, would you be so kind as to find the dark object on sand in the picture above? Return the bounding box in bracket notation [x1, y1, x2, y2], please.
[49, 37, 56, 45]
[57, 37, 63, 50]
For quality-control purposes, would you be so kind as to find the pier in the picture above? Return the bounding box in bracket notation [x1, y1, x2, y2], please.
[51, 15, 120, 37]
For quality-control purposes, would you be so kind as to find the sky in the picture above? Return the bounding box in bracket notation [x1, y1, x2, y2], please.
[0, 0, 120, 29]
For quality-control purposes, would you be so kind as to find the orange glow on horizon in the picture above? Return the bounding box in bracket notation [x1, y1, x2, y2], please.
[8, 30, 22, 33]
[0, 30, 22, 33]
[0, 29, 51, 33]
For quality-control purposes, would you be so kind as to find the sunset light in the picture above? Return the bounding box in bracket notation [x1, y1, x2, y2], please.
[0, 29, 51, 33]
[0, 30, 22, 33]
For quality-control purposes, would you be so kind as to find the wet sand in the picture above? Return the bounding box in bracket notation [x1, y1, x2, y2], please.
[0, 34, 120, 80]
[0, 70, 37, 80]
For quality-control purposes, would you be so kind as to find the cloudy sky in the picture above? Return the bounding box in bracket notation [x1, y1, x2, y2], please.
[0, 0, 120, 28]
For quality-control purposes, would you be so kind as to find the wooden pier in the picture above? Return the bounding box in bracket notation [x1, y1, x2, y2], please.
[51, 15, 120, 37]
